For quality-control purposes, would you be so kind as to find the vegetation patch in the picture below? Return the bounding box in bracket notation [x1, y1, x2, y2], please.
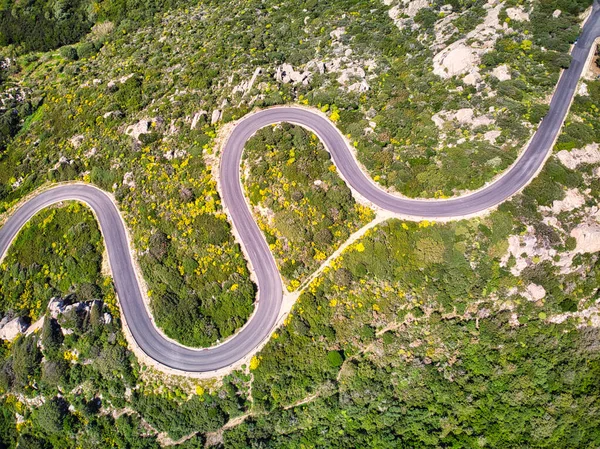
[243, 123, 373, 288]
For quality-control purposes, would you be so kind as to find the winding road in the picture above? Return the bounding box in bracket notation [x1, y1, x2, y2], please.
[1, 3, 599, 373]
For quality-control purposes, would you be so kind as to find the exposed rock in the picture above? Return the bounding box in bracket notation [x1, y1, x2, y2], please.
[123, 172, 135, 188]
[306, 60, 326, 74]
[491, 64, 511, 81]
[325, 58, 342, 73]
[103, 110, 123, 120]
[432, 108, 494, 129]
[523, 283, 546, 302]
[483, 130, 502, 143]
[434, 44, 481, 78]
[544, 189, 585, 214]
[330, 27, 346, 41]
[556, 143, 600, 170]
[48, 297, 66, 319]
[337, 66, 365, 85]
[506, 6, 530, 22]
[164, 148, 187, 160]
[501, 225, 557, 276]
[387, 0, 429, 30]
[85, 147, 97, 158]
[275, 63, 312, 85]
[211, 109, 222, 125]
[0, 317, 28, 341]
[571, 223, 600, 254]
[578, 82, 589, 96]
[107, 73, 134, 89]
[191, 110, 207, 129]
[463, 71, 482, 86]
[348, 80, 370, 93]
[552, 9, 562, 19]
[48, 297, 96, 320]
[69, 135, 84, 149]
[433, 1, 504, 79]
[232, 67, 263, 96]
[125, 117, 164, 142]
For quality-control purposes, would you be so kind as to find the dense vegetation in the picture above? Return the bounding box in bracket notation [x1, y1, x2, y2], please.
[0, 0, 593, 347]
[0, 203, 106, 320]
[0, 205, 250, 447]
[243, 124, 373, 287]
[0, 0, 599, 446]
[3, 135, 599, 446]
[224, 150, 600, 446]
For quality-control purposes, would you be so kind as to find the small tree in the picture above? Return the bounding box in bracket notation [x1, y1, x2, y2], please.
[37, 397, 69, 435]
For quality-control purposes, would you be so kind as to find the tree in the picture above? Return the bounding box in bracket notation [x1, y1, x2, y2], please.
[12, 336, 41, 389]
[149, 232, 169, 261]
[41, 318, 63, 357]
[37, 397, 69, 435]
[327, 350, 344, 368]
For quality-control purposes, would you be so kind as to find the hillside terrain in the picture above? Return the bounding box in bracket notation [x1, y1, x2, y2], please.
[0, 0, 599, 447]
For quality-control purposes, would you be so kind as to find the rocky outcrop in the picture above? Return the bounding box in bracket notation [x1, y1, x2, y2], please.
[556, 143, 600, 170]
[433, 1, 505, 80]
[125, 117, 164, 142]
[386, 0, 429, 31]
[546, 189, 585, 215]
[506, 6, 530, 22]
[275, 63, 312, 85]
[211, 110, 222, 125]
[232, 67, 263, 96]
[571, 224, 600, 254]
[491, 64, 511, 81]
[523, 283, 546, 302]
[432, 108, 494, 129]
[69, 135, 84, 149]
[191, 110, 207, 129]
[0, 316, 28, 341]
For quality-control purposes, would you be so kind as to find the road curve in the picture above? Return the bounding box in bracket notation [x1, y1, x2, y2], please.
[1, 3, 599, 372]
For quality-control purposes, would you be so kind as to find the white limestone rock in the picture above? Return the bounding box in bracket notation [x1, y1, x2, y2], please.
[506, 6, 530, 22]
[491, 64, 511, 81]
[556, 143, 600, 170]
[571, 224, 600, 254]
[523, 284, 546, 302]
[0, 317, 28, 341]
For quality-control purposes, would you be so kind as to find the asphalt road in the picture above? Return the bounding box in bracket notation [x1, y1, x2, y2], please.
[1, 3, 599, 372]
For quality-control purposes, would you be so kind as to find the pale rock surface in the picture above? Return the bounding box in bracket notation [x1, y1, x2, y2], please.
[552, 9, 561, 18]
[125, 117, 164, 141]
[0, 317, 28, 340]
[211, 110, 222, 125]
[69, 135, 84, 148]
[463, 71, 482, 86]
[506, 6, 529, 22]
[123, 172, 135, 188]
[570, 224, 600, 254]
[191, 110, 207, 130]
[275, 63, 312, 85]
[107, 73, 134, 89]
[232, 67, 262, 96]
[387, 0, 429, 30]
[578, 82, 589, 96]
[556, 143, 600, 170]
[545, 189, 586, 214]
[524, 283, 546, 302]
[483, 130, 502, 143]
[432, 108, 494, 129]
[433, 0, 504, 79]
[491, 64, 511, 81]
[501, 226, 557, 276]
